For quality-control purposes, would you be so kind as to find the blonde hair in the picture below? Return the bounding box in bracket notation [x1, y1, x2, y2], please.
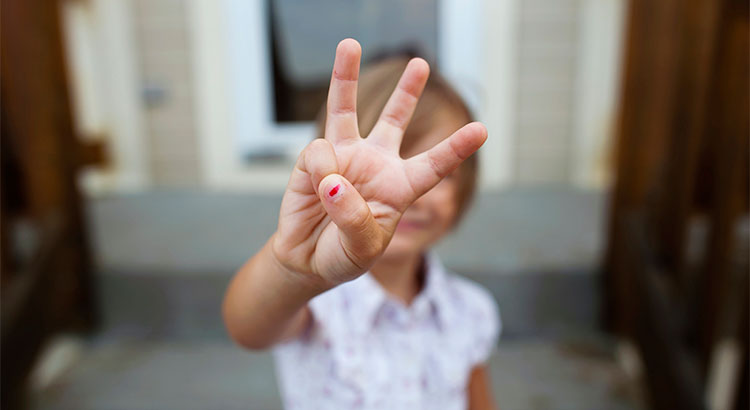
[315, 56, 479, 225]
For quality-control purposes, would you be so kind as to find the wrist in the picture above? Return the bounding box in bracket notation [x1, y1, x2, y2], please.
[267, 234, 332, 297]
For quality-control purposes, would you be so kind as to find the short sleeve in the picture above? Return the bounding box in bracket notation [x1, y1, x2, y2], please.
[467, 284, 501, 366]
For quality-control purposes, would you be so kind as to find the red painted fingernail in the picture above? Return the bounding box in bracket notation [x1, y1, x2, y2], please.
[328, 184, 341, 197]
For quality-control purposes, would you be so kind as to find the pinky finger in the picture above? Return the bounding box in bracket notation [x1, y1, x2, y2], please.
[403, 122, 488, 198]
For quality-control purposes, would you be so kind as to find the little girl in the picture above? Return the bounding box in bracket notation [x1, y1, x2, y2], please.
[223, 39, 500, 409]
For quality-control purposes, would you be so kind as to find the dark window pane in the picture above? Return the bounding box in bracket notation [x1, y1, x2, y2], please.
[269, 0, 438, 123]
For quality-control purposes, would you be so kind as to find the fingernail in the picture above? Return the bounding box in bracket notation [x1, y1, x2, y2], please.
[327, 183, 344, 200]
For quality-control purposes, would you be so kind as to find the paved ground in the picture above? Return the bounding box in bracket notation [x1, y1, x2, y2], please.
[32, 338, 643, 410]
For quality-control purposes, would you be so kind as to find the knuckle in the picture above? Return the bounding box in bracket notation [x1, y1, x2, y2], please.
[448, 137, 469, 160]
[427, 150, 448, 178]
[381, 111, 405, 129]
[348, 232, 382, 266]
[361, 237, 383, 260]
[344, 209, 382, 260]
[347, 205, 371, 232]
[307, 138, 329, 153]
[328, 106, 356, 117]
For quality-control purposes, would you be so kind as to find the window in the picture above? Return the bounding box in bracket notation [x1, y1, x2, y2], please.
[222, 0, 484, 173]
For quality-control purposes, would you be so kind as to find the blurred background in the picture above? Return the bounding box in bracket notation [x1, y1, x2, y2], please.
[1, 0, 747, 409]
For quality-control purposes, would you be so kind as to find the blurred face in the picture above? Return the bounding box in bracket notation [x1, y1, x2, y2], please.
[382, 110, 466, 260]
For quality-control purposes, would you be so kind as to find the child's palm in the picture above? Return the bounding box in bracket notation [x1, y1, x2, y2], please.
[273, 40, 486, 286]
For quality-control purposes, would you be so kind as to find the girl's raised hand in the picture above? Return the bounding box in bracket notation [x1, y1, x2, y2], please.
[272, 39, 487, 287]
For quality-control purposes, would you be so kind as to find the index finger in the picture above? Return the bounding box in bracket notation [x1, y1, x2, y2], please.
[325, 39, 361, 144]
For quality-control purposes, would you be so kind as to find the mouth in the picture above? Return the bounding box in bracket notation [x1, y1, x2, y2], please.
[395, 218, 429, 232]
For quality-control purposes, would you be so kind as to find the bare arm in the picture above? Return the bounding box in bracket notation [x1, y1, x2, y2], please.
[468, 365, 498, 410]
[222, 237, 324, 349]
[222, 39, 487, 350]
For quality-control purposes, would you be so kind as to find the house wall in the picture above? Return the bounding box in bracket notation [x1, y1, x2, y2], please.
[64, 0, 624, 194]
[133, 0, 201, 187]
[514, 0, 581, 184]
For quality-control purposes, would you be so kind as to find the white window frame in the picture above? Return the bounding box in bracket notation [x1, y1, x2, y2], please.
[191, 0, 516, 191]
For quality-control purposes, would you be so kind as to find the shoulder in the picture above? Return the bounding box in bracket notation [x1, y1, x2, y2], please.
[425, 253, 501, 338]
[443, 272, 501, 334]
[440, 271, 502, 366]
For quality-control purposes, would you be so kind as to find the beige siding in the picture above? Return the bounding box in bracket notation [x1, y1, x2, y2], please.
[514, 0, 581, 185]
[133, 0, 200, 187]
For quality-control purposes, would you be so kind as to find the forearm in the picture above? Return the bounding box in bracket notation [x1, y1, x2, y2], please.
[468, 365, 498, 410]
[222, 235, 330, 350]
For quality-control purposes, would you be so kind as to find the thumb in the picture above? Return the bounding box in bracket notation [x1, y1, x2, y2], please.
[318, 174, 384, 270]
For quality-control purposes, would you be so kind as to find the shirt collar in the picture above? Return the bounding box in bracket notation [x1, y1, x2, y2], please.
[346, 252, 454, 334]
[346, 272, 388, 334]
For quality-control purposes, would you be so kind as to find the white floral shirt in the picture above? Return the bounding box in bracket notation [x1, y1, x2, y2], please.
[273, 253, 501, 410]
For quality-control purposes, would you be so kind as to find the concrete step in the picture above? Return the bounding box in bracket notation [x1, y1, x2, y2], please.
[94, 269, 601, 341]
[32, 339, 643, 410]
[88, 188, 605, 274]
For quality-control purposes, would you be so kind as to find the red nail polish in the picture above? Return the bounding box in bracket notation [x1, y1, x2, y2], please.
[328, 184, 341, 197]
